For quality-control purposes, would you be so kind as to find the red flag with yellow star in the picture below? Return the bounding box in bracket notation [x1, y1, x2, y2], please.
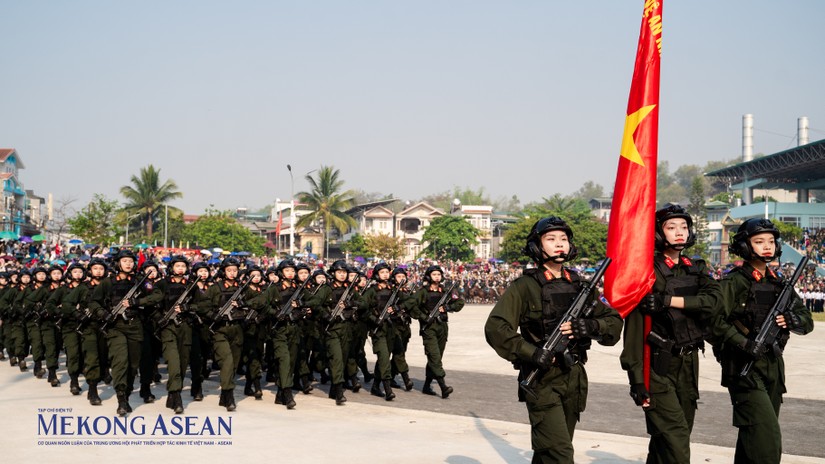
[605, 0, 663, 319]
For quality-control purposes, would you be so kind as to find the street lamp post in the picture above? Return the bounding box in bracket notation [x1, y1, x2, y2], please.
[125, 213, 141, 246]
[287, 165, 295, 257]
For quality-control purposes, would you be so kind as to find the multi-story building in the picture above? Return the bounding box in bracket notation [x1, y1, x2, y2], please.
[0, 148, 43, 236]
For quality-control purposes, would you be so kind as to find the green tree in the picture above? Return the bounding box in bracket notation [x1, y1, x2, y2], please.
[68, 194, 121, 245]
[421, 216, 479, 261]
[772, 220, 803, 249]
[181, 211, 265, 255]
[499, 197, 608, 264]
[295, 166, 357, 257]
[571, 181, 605, 201]
[341, 233, 369, 257]
[120, 165, 183, 237]
[365, 234, 405, 261]
[687, 176, 710, 260]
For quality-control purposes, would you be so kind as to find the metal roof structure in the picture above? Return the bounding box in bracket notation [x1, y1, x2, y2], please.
[705, 138, 825, 189]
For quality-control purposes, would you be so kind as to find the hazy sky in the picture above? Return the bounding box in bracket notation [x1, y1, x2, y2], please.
[2, 1, 824, 214]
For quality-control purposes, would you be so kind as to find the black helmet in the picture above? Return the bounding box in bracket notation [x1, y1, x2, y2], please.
[372, 262, 392, 278]
[277, 259, 297, 273]
[191, 261, 210, 279]
[391, 267, 408, 278]
[114, 249, 137, 272]
[423, 265, 443, 282]
[220, 257, 240, 269]
[245, 265, 263, 278]
[32, 266, 49, 280]
[523, 216, 578, 264]
[48, 264, 64, 275]
[296, 262, 311, 273]
[729, 218, 782, 262]
[88, 257, 108, 273]
[66, 262, 87, 281]
[655, 203, 696, 252]
[140, 260, 159, 272]
[329, 260, 348, 273]
[168, 255, 190, 272]
[265, 266, 278, 276]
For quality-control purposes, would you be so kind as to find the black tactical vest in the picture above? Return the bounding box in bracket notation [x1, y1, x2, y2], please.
[739, 270, 787, 350]
[374, 284, 393, 315]
[164, 278, 188, 310]
[521, 268, 591, 359]
[425, 285, 449, 323]
[652, 257, 705, 348]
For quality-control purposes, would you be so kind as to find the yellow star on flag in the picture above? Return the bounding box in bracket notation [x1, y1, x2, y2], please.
[620, 104, 657, 166]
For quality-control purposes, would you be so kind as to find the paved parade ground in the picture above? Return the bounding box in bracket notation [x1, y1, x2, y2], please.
[2, 305, 824, 463]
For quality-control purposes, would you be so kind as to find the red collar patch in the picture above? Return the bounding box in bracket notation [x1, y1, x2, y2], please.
[752, 270, 763, 282]
[663, 256, 676, 269]
[680, 256, 693, 267]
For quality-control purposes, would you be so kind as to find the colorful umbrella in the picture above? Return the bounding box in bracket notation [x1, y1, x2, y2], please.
[31, 234, 47, 242]
[0, 231, 19, 240]
[68, 239, 83, 245]
[19, 236, 33, 243]
[135, 243, 150, 249]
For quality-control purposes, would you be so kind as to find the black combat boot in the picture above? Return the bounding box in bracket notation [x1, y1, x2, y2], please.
[359, 358, 373, 384]
[69, 374, 81, 395]
[18, 359, 27, 372]
[170, 391, 184, 414]
[88, 382, 102, 406]
[300, 375, 313, 394]
[334, 383, 347, 405]
[382, 380, 395, 401]
[9, 356, 16, 366]
[422, 375, 437, 396]
[281, 388, 296, 409]
[320, 369, 330, 385]
[436, 377, 453, 399]
[244, 378, 255, 397]
[116, 392, 129, 417]
[218, 389, 227, 407]
[48, 367, 60, 387]
[401, 372, 414, 391]
[103, 370, 112, 385]
[153, 365, 162, 384]
[140, 383, 155, 403]
[0, 351, 5, 361]
[191, 381, 204, 401]
[34, 360, 45, 378]
[166, 393, 175, 409]
[390, 377, 401, 388]
[253, 379, 263, 400]
[370, 377, 384, 398]
[221, 389, 237, 412]
[124, 390, 133, 412]
[328, 384, 336, 399]
[349, 374, 361, 393]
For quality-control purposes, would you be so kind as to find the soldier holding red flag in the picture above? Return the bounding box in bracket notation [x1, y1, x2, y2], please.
[619, 204, 720, 464]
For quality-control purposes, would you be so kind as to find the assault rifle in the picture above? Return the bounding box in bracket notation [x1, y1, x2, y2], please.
[155, 278, 200, 336]
[271, 278, 310, 330]
[324, 279, 360, 334]
[99, 273, 149, 335]
[208, 277, 251, 335]
[243, 280, 276, 325]
[74, 306, 94, 335]
[419, 281, 459, 335]
[740, 255, 808, 377]
[371, 279, 405, 336]
[519, 257, 612, 399]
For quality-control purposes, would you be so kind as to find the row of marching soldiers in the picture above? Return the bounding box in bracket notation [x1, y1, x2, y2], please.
[0, 250, 465, 417]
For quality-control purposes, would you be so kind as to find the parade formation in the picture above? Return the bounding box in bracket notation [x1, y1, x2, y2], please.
[0, 206, 816, 464]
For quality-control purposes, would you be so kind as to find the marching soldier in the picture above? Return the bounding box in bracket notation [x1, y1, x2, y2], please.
[619, 204, 721, 464]
[187, 261, 213, 401]
[485, 217, 622, 464]
[0, 272, 8, 361]
[293, 262, 317, 394]
[137, 260, 163, 404]
[50, 262, 89, 396]
[23, 267, 51, 380]
[240, 265, 272, 401]
[389, 267, 415, 391]
[271, 260, 302, 409]
[713, 218, 813, 463]
[319, 259, 357, 405]
[197, 257, 246, 411]
[358, 262, 400, 400]
[89, 249, 163, 416]
[78, 258, 108, 405]
[412, 264, 464, 398]
[156, 255, 197, 414]
[11, 270, 31, 372]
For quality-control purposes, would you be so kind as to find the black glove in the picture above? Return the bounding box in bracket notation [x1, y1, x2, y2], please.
[531, 347, 553, 370]
[570, 318, 599, 339]
[640, 293, 669, 314]
[783, 311, 805, 333]
[629, 383, 650, 406]
[127, 297, 139, 308]
[739, 338, 766, 360]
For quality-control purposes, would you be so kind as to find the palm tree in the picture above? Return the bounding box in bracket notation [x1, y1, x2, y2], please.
[295, 166, 357, 258]
[120, 165, 183, 238]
